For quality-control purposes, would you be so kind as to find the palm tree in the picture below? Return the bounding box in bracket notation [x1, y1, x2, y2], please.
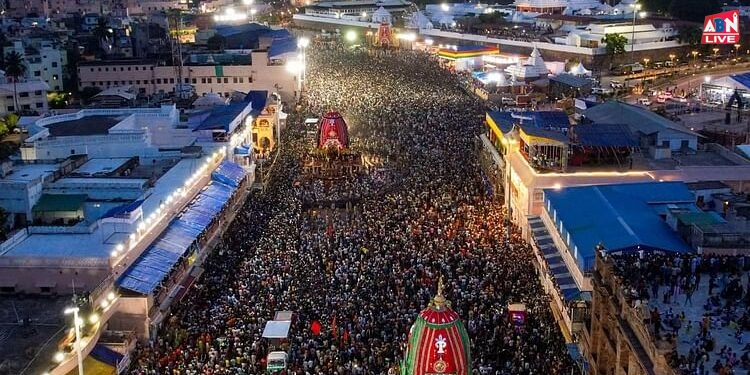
[3, 51, 26, 112]
[92, 17, 113, 57]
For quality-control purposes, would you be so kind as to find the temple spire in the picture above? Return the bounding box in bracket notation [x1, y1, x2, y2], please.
[432, 276, 449, 310]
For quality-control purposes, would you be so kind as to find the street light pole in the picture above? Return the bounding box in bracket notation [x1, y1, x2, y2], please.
[64, 307, 84, 375]
[630, 3, 641, 65]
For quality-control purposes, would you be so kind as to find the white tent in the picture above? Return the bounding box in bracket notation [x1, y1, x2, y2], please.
[569, 63, 592, 76]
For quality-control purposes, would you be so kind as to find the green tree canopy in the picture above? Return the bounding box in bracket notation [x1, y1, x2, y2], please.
[602, 33, 628, 56]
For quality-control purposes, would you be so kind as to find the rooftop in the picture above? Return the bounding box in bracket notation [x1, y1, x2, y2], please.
[72, 158, 131, 177]
[46, 115, 125, 136]
[0, 163, 58, 183]
[544, 182, 694, 271]
[582, 101, 698, 137]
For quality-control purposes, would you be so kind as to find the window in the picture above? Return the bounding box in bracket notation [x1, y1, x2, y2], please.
[120, 67, 124, 71]
[19, 92, 29, 97]
[249, 76, 253, 83]
[169, 78, 174, 84]
[134, 67, 138, 71]
[33, 71, 41, 76]
[533, 190, 544, 202]
[5, 95, 12, 100]
[192, 78, 197, 84]
[184, 78, 189, 84]
[129, 81, 133, 84]
[6, 106, 13, 112]
[150, 66, 154, 70]
[136, 80, 141, 84]
[127, 67, 131, 71]
[662, 140, 670, 147]
[97, 68, 101, 71]
[40, 286, 51, 294]
[156, 79, 162, 84]
[233, 77, 238, 83]
[21, 104, 30, 110]
[223, 78, 228, 83]
[35, 102, 43, 108]
[51, 62, 57, 67]
[34, 90, 42, 96]
[105, 67, 109, 71]
[99, 81, 103, 86]
[201, 78, 206, 84]
[239, 77, 244, 83]
[107, 81, 111, 85]
[90, 68, 94, 72]
[207, 78, 212, 83]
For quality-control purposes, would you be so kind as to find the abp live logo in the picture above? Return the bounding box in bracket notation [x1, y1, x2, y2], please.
[702, 10, 740, 44]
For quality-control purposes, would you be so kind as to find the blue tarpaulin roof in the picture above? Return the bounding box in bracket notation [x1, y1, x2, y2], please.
[269, 37, 298, 59]
[193, 101, 249, 131]
[211, 161, 247, 187]
[730, 72, 750, 90]
[91, 344, 124, 366]
[118, 179, 238, 295]
[487, 110, 571, 134]
[247, 90, 267, 114]
[101, 199, 144, 219]
[543, 182, 694, 272]
[574, 123, 638, 147]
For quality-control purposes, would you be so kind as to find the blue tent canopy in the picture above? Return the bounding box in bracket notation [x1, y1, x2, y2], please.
[211, 161, 247, 187]
[118, 180, 238, 295]
[234, 145, 250, 155]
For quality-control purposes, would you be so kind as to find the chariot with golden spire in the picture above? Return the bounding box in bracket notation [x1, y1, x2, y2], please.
[400, 277, 472, 375]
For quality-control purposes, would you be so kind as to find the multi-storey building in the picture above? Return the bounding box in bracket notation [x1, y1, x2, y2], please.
[4, 40, 65, 91]
[78, 50, 300, 101]
[0, 79, 50, 114]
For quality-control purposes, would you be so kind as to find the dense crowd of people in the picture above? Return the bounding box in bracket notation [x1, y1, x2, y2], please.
[612, 253, 750, 374]
[127, 45, 574, 375]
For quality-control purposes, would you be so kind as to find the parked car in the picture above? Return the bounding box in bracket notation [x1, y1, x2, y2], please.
[637, 98, 652, 106]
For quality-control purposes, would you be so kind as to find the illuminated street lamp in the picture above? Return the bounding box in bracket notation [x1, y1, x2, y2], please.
[345, 30, 357, 43]
[64, 307, 84, 375]
[629, 2, 642, 64]
[735, 43, 742, 57]
[643, 57, 649, 68]
[713, 47, 720, 59]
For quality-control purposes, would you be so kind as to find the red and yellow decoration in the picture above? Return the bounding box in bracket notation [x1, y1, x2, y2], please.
[401, 277, 471, 375]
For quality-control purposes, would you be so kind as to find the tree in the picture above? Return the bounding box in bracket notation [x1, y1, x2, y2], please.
[91, 17, 113, 57]
[4, 51, 27, 112]
[0, 113, 20, 136]
[206, 34, 226, 51]
[601, 33, 628, 69]
[677, 26, 703, 47]
[669, 0, 720, 23]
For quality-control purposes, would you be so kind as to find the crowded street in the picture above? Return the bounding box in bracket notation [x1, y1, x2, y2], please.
[126, 46, 575, 375]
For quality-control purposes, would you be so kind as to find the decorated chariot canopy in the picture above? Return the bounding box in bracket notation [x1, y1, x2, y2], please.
[401, 277, 471, 375]
[317, 111, 350, 149]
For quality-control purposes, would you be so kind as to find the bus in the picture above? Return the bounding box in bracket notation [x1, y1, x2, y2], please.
[611, 63, 644, 75]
